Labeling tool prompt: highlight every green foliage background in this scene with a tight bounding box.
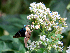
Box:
[0,0,70,53]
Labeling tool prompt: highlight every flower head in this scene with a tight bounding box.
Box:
[40,35,46,41]
[26,2,68,53]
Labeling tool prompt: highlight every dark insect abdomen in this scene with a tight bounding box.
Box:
[13,27,26,38]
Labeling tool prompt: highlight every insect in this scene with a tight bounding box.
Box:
[13,25,33,47]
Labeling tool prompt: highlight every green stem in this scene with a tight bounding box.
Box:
[39,28,45,35]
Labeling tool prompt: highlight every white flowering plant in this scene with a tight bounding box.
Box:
[25,2,68,53]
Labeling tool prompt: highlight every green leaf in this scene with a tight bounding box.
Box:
[13,23,23,28]
[0,14,31,34]
[20,14,30,25]
[0,35,26,53]
[0,41,11,52]
[37,48,44,53]
[0,35,13,41]
[51,48,59,53]
[0,25,18,34]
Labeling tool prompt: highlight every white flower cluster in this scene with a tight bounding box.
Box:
[27,40,42,51]
[27,2,68,33]
[52,41,63,52]
[40,35,49,46]
[26,2,68,53]
[66,46,70,53]
[27,35,64,52]
[27,35,49,51]
[39,35,63,52]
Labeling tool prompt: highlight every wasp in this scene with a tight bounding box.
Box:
[13,25,33,47]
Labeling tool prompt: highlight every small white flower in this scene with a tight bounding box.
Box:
[38,46,40,48]
[46,8,50,12]
[53,11,58,15]
[35,25,40,29]
[61,43,63,45]
[52,17,56,21]
[64,18,67,20]
[38,9,44,13]
[29,7,34,11]
[58,41,61,44]
[31,48,34,50]
[45,27,46,28]
[64,22,67,25]
[58,41,63,45]
[28,40,31,43]
[31,14,33,16]
[39,41,42,44]
[41,22,43,24]
[55,35,57,37]
[43,35,46,37]
[46,38,49,42]
[43,15,46,19]
[33,9,38,13]
[39,13,43,17]
[53,45,57,49]
[56,23,58,25]
[61,27,64,29]
[30,2,36,7]
[61,36,63,38]
[31,25,34,29]
[39,18,43,23]
[31,42,34,45]
[58,17,61,19]
[36,41,39,45]
[27,16,31,20]
[48,27,51,31]
[40,35,46,41]
[48,46,51,50]
[31,17,33,19]
[53,26,59,29]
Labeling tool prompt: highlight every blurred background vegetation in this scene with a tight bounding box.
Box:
[0,0,70,53]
